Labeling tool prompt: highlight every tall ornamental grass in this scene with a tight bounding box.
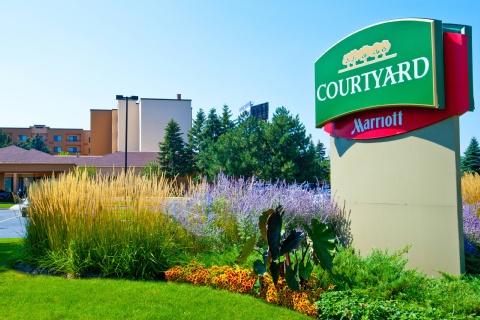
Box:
[24,169,197,279]
[462,172,480,206]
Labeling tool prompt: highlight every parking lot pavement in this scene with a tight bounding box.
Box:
[0,205,27,238]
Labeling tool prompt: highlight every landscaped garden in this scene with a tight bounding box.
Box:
[2,169,480,319]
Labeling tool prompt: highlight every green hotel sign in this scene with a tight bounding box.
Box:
[315,18,445,128]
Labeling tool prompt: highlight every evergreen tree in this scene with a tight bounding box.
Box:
[219,104,235,136]
[315,140,326,162]
[265,107,316,183]
[462,137,480,174]
[187,108,206,154]
[202,108,222,143]
[30,133,51,154]
[313,139,330,182]
[13,133,50,154]
[214,115,267,179]
[193,139,221,180]
[13,139,31,150]
[157,119,189,178]
[0,130,12,148]
[194,108,222,179]
[187,109,207,176]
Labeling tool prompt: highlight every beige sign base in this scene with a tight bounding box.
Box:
[330,116,465,276]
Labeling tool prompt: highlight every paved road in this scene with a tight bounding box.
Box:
[0,205,27,238]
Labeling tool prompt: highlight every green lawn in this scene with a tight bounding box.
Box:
[0,239,309,320]
[0,203,14,209]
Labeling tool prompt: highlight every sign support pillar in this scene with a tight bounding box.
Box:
[331,116,465,276]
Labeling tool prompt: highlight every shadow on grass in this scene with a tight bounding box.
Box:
[0,238,24,271]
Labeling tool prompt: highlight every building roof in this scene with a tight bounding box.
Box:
[72,152,157,167]
[0,145,71,164]
[0,145,157,167]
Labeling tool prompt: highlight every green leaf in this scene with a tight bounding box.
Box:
[285,264,301,292]
[303,218,335,272]
[299,260,314,281]
[253,277,261,293]
[267,206,283,261]
[235,234,256,264]
[279,230,303,256]
[254,259,266,276]
[259,209,273,242]
[270,260,280,286]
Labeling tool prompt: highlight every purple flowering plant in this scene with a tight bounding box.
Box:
[167,174,351,249]
[463,201,480,253]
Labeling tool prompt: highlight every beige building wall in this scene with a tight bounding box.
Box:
[117,99,140,152]
[330,116,464,276]
[138,97,192,151]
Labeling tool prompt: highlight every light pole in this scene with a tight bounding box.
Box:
[116,95,138,175]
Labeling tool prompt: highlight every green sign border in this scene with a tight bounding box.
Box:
[315,18,445,128]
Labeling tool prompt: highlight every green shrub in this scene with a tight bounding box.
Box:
[315,290,446,319]
[315,246,426,301]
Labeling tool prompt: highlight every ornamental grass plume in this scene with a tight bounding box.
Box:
[23,168,197,279]
[462,173,480,206]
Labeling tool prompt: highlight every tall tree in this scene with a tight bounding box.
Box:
[187,108,206,154]
[462,137,480,174]
[187,109,207,176]
[219,104,235,136]
[157,119,189,178]
[214,115,267,178]
[13,140,31,150]
[265,107,317,183]
[0,130,12,148]
[194,108,222,179]
[202,108,222,143]
[312,139,330,182]
[315,140,326,162]
[30,133,51,154]
[13,133,50,154]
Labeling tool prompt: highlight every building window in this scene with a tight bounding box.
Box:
[88,137,91,143]
[68,147,78,153]
[53,147,62,153]
[54,135,62,141]
[18,135,27,141]
[88,148,90,154]
[68,136,78,142]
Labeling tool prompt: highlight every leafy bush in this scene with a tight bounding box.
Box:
[316,246,426,301]
[236,206,335,292]
[316,290,446,320]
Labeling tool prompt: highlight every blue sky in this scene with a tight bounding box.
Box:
[1,1,478,153]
